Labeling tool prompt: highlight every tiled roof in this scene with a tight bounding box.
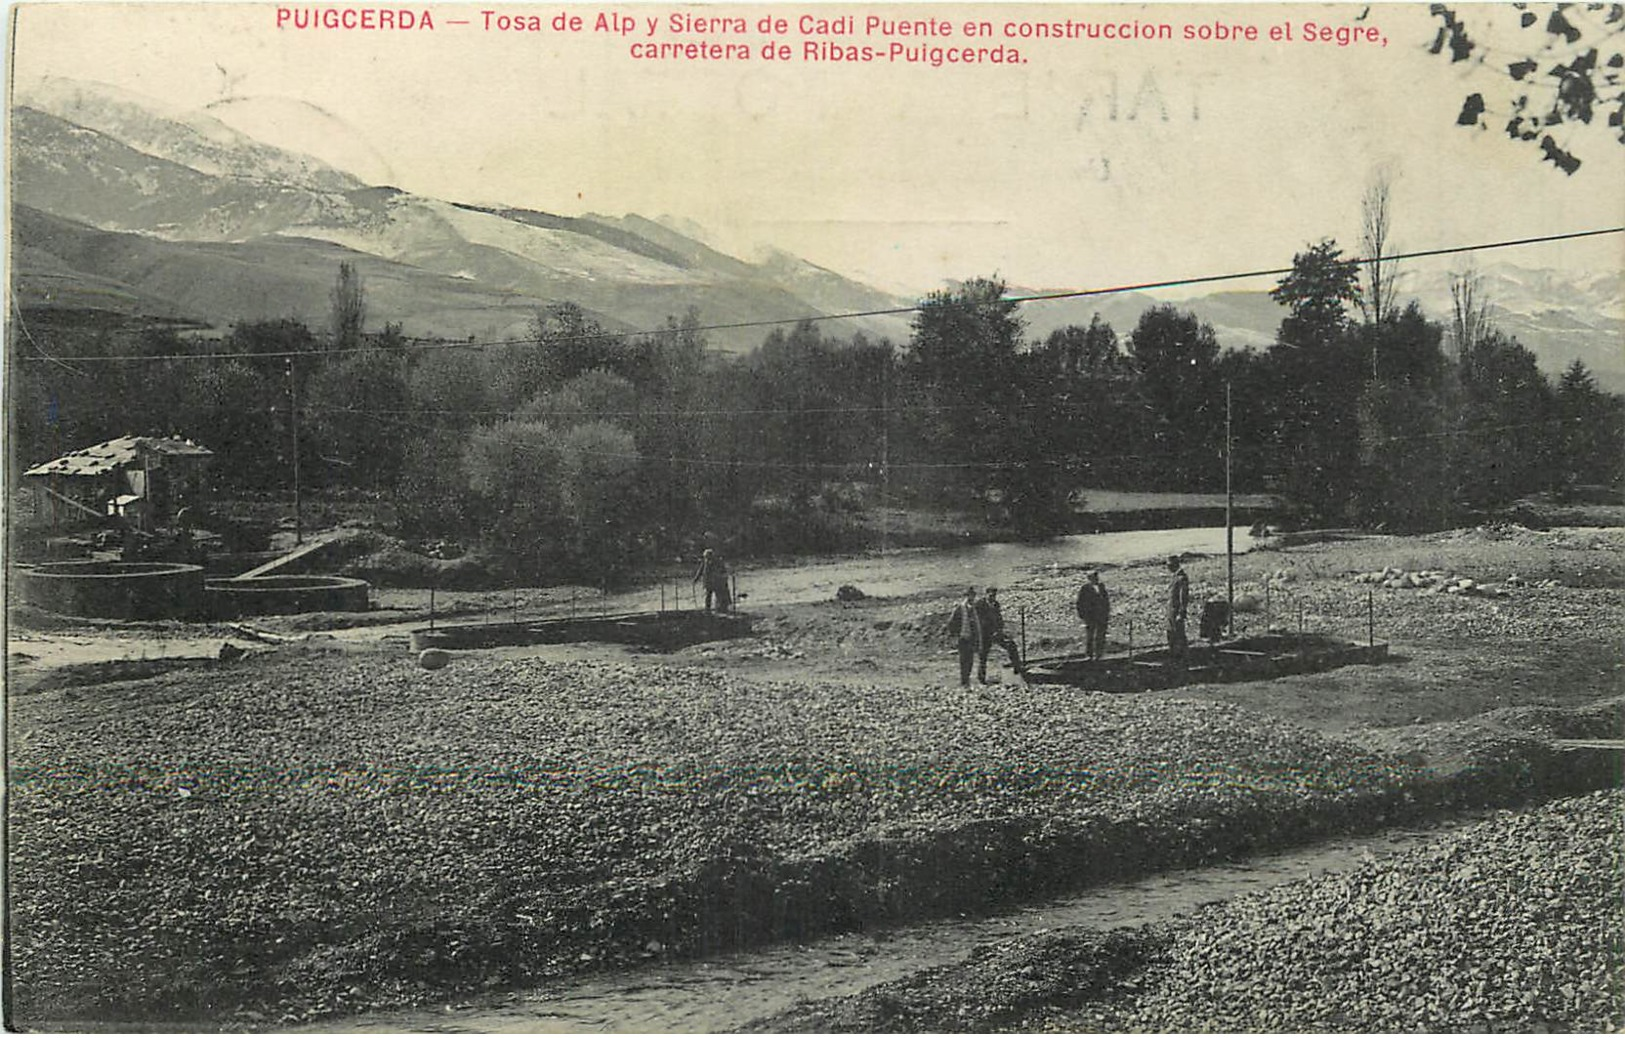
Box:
[23,436,213,478]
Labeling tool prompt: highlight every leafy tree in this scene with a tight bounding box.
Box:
[630,309,712,551]
[1040,314,1121,378]
[180,360,280,491]
[1456,331,1557,507]
[549,421,645,579]
[1126,305,1225,489]
[463,419,566,576]
[1554,360,1625,487]
[748,320,841,510]
[532,302,630,389]
[461,417,643,580]
[1264,240,1367,520]
[999,352,1079,535]
[225,319,320,383]
[487,303,622,411]
[907,277,1024,389]
[330,262,366,350]
[407,348,494,430]
[1269,239,1362,351]
[904,277,1025,505]
[394,430,474,537]
[1353,303,1449,389]
[519,369,640,429]
[303,349,411,488]
[1355,380,1455,530]
[1430,4,1625,174]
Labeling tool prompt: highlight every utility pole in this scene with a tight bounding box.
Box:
[880,353,890,555]
[1225,380,1234,636]
[287,357,303,546]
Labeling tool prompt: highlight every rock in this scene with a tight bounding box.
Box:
[417,648,452,670]
[836,584,868,602]
[219,642,246,662]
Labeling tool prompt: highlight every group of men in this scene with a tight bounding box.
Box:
[946,585,1025,686]
[946,555,1194,684]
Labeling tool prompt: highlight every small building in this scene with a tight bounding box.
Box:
[22,435,213,532]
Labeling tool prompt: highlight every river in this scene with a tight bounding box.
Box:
[661,526,1257,610]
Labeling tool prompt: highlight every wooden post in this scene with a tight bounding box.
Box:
[1225,381,1234,637]
[1019,606,1027,667]
[1367,589,1375,647]
[1127,618,1134,659]
[287,357,302,546]
[428,584,436,632]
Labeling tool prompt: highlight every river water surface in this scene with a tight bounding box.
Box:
[659,526,1258,610]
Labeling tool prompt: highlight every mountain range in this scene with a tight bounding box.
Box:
[9,76,1623,390]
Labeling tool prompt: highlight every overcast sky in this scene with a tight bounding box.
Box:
[10,2,1623,294]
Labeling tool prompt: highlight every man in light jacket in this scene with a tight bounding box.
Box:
[947,586,983,687]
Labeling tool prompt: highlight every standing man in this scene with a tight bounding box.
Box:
[1076,570,1110,660]
[693,548,731,612]
[947,586,983,687]
[1166,555,1190,660]
[974,586,1024,683]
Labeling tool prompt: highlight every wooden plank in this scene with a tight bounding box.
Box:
[40,485,107,521]
[236,533,343,579]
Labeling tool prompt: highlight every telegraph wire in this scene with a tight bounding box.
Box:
[9,298,90,377]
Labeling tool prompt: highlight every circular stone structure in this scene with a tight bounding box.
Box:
[17,561,207,620]
[205,575,371,618]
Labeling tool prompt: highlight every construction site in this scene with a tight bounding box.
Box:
[7,441,1622,1030]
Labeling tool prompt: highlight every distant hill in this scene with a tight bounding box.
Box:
[8,80,914,353]
[15,76,366,193]
[8,76,1619,387]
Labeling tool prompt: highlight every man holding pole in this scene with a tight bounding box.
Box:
[693,548,731,612]
[1166,555,1190,660]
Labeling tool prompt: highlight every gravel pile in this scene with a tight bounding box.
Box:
[756,792,1624,1033]
[1352,567,1519,597]
[1055,790,1624,1032]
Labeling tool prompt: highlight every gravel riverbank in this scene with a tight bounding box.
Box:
[754,790,1624,1033]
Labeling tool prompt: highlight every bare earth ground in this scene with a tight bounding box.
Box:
[5,525,1623,1029]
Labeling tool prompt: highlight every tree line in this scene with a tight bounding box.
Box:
[10,251,1621,579]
